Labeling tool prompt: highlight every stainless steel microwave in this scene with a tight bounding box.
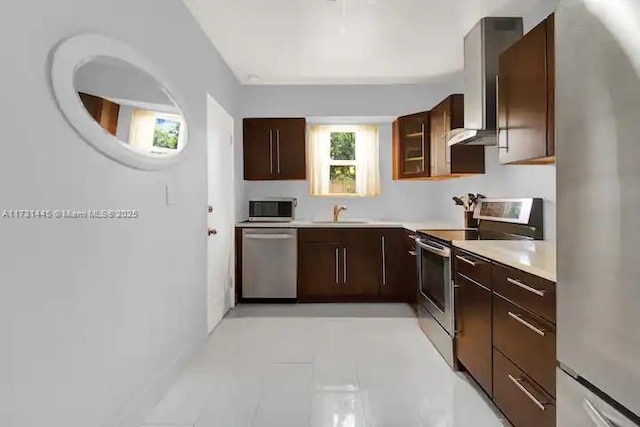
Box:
[249,198,297,222]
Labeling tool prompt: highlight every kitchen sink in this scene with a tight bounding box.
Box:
[310,220,370,224]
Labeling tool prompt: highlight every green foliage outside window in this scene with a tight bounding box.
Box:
[330,132,356,161]
[330,132,356,193]
[153,118,181,150]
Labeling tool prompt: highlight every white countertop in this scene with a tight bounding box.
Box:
[236,220,464,233]
[453,240,557,282]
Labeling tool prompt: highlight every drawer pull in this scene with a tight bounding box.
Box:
[508,311,546,336]
[507,277,546,297]
[508,374,548,411]
[456,255,478,267]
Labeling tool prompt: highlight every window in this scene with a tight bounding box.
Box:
[153,116,182,150]
[129,109,185,155]
[309,125,380,197]
[329,132,357,194]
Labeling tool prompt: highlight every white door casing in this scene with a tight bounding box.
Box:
[206,94,235,333]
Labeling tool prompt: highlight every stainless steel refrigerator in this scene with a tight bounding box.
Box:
[557,0,640,425]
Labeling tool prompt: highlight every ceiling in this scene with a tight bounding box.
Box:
[183,0,550,85]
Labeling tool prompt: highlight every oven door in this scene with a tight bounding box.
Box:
[416,238,453,334]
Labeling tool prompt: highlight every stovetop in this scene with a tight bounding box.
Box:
[416,229,531,244]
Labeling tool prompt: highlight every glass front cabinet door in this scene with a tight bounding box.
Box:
[393,111,430,179]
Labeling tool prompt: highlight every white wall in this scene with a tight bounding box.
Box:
[243,121,556,238]
[241,1,559,240]
[0,1,241,427]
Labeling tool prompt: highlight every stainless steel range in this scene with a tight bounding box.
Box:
[416,198,544,368]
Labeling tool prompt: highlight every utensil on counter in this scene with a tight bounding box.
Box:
[468,193,477,208]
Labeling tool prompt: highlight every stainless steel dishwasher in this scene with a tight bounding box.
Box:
[242,228,297,299]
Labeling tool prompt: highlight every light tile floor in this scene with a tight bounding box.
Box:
[142,304,507,427]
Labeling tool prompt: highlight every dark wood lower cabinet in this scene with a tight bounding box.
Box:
[298,240,344,299]
[455,273,493,396]
[297,228,415,302]
[493,294,556,395]
[454,250,557,427]
[379,229,415,301]
[493,349,556,427]
[404,231,418,304]
[342,229,380,297]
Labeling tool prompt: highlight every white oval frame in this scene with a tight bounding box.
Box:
[51,34,191,170]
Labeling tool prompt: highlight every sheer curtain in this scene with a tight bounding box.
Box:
[308,125,331,195]
[129,108,156,151]
[308,124,380,197]
[354,125,381,197]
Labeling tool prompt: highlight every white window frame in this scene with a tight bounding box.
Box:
[308,123,380,198]
[148,112,186,155]
[327,129,358,196]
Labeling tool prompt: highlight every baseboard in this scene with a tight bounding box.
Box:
[104,333,206,427]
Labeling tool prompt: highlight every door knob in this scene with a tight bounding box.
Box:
[208,228,218,236]
[208,205,213,213]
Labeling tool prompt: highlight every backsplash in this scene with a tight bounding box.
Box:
[243,123,556,240]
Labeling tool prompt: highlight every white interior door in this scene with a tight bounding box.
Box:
[206,94,235,333]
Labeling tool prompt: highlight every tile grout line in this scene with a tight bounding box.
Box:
[353,360,371,427]
[191,383,220,427]
[309,353,316,427]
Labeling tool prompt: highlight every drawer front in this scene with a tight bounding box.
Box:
[493,349,556,427]
[492,263,556,323]
[406,231,417,254]
[298,228,342,244]
[493,295,556,395]
[455,273,493,396]
[454,249,491,288]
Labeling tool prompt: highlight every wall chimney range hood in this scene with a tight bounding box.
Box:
[448,17,523,146]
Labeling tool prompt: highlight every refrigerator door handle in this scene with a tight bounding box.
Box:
[583,399,616,427]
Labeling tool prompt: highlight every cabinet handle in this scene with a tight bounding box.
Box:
[343,247,347,284]
[508,375,548,411]
[583,399,616,427]
[420,123,426,173]
[497,75,509,152]
[507,277,546,297]
[381,236,387,286]
[444,110,451,165]
[276,129,281,174]
[456,255,477,267]
[508,311,546,337]
[269,130,274,174]
[335,248,339,284]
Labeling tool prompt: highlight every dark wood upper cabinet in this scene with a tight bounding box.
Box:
[430,95,485,178]
[392,111,430,179]
[79,92,120,136]
[498,14,555,165]
[455,271,493,396]
[243,118,306,180]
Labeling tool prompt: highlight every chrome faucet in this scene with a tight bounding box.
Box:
[333,204,348,222]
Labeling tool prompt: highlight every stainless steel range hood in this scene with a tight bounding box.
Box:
[448,17,523,146]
